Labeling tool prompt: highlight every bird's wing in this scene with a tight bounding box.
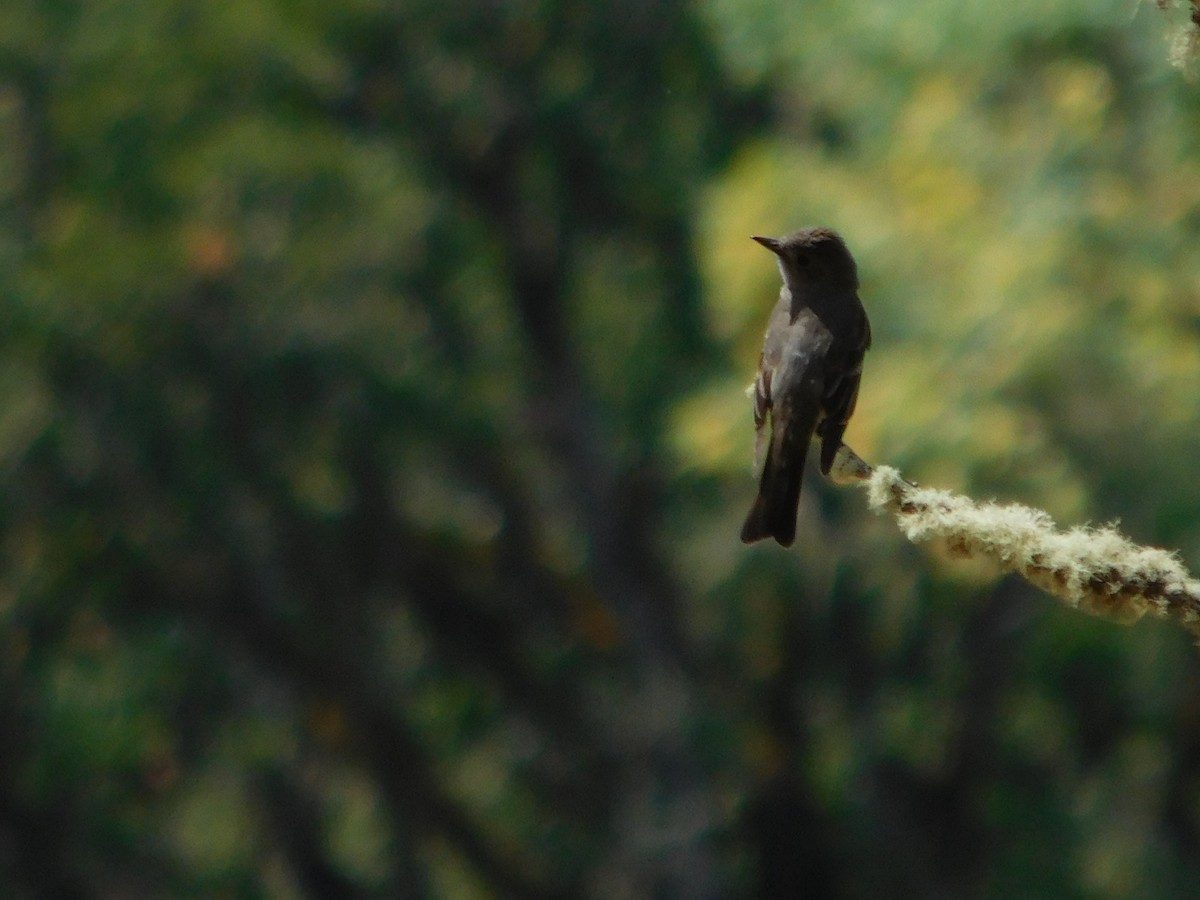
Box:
[752,363,772,432]
[817,310,870,473]
[750,362,772,472]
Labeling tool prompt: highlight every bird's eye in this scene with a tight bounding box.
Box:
[794,253,811,267]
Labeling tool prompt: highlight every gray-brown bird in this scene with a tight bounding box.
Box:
[740,227,871,547]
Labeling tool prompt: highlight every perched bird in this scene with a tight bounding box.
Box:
[740,227,871,547]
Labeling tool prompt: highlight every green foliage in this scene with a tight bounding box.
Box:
[0,0,1198,896]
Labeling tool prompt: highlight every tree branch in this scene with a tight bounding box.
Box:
[830,446,1200,641]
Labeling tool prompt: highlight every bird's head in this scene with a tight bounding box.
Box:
[752,227,859,292]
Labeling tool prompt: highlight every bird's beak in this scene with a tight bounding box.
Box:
[751,235,782,254]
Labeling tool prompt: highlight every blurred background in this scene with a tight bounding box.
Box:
[2,0,1199,896]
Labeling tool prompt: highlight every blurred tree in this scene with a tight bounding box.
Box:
[0,0,767,896]
[0,0,1199,898]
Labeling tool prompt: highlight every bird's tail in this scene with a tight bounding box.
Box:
[740,417,812,547]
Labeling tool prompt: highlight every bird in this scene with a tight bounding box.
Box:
[740,227,871,547]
